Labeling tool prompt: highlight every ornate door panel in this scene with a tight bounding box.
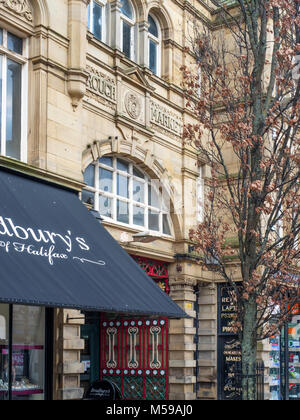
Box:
[100,256,170,400]
[100,316,169,399]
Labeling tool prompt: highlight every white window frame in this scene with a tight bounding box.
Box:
[120,0,135,61]
[82,156,173,237]
[148,14,161,77]
[197,165,204,223]
[88,0,107,43]
[0,28,28,163]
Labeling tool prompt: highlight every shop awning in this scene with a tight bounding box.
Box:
[0,168,187,318]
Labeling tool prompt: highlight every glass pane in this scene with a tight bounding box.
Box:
[117,158,129,173]
[12,306,45,400]
[82,190,95,207]
[133,167,144,179]
[7,33,23,55]
[117,200,129,224]
[133,179,144,203]
[163,214,171,235]
[117,173,129,198]
[133,205,144,227]
[122,21,132,59]
[99,195,112,218]
[84,164,95,187]
[148,15,158,37]
[148,209,159,231]
[92,1,102,41]
[99,168,113,193]
[99,156,113,167]
[0,304,9,400]
[0,29,3,46]
[149,39,157,75]
[120,0,133,19]
[6,59,22,160]
[148,183,160,208]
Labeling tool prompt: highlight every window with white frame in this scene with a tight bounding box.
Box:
[148,14,161,77]
[88,0,106,42]
[197,166,204,223]
[82,156,173,236]
[0,28,27,161]
[120,0,135,60]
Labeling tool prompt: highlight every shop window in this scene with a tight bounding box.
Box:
[0,305,52,400]
[120,0,135,60]
[88,0,107,42]
[148,14,161,77]
[82,156,173,236]
[0,28,27,161]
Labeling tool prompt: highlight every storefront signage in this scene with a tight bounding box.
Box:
[218,284,242,400]
[219,285,239,334]
[0,216,106,267]
[86,66,116,102]
[150,101,182,136]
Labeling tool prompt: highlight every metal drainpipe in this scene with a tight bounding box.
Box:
[194,285,200,398]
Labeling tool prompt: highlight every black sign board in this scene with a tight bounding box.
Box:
[83,380,122,400]
[218,284,242,400]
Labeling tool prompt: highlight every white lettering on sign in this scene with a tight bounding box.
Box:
[0,216,106,267]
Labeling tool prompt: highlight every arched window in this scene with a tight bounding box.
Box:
[82,156,173,236]
[120,0,135,60]
[148,14,161,76]
[88,0,107,42]
[0,27,28,161]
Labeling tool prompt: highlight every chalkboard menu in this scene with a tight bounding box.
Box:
[218,284,242,400]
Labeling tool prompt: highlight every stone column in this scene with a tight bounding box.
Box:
[168,263,197,400]
[110,0,122,51]
[196,283,218,400]
[54,309,85,400]
[67,0,89,108]
[138,21,149,67]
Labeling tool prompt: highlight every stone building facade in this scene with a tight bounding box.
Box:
[0,0,232,400]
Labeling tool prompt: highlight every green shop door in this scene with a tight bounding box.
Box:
[80,313,100,395]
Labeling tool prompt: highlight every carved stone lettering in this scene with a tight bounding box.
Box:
[150,100,183,136]
[86,65,116,102]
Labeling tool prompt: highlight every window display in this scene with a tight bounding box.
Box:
[287,317,300,400]
[0,305,45,400]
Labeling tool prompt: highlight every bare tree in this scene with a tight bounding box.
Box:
[182,0,300,399]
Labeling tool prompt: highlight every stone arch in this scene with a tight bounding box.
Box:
[82,137,183,240]
[146,1,174,40]
[31,0,50,27]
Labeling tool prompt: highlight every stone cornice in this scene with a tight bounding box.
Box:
[0,156,85,192]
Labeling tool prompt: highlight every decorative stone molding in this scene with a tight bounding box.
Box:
[0,0,33,21]
[124,91,142,120]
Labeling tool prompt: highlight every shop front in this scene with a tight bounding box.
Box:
[80,256,171,400]
[0,165,187,400]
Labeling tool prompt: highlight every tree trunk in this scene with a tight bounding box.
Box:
[241,297,257,400]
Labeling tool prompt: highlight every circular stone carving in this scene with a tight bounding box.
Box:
[125,91,142,120]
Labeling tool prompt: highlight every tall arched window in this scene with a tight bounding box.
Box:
[82,156,173,236]
[120,0,135,60]
[88,0,107,42]
[148,14,161,76]
[0,27,28,161]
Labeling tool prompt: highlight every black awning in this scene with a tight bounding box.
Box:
[0,168,187,318]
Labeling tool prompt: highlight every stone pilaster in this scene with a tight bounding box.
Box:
[168,264,197,400]
[196,283,217,400]
[54,309,85,400]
